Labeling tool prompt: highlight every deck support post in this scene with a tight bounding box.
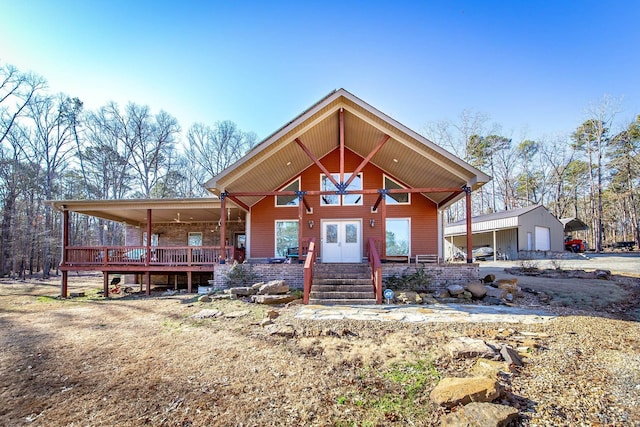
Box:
[103,273,109,297]
[464,186,473,263]
[61,208,69,298]
[220,192,227,263]
[145,271,151,296]
[187,271,192,293]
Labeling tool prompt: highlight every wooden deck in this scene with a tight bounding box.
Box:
[59,245,235,297]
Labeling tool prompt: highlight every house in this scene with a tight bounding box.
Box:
[444,205,564,261]
[53,89,490,303]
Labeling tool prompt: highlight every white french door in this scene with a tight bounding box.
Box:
[321,220,361,263]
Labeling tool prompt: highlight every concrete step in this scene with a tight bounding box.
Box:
[311,284,373,292]
[308,298,377,306]
[312,278,372,286]
[309,291,376,300]
[312,272,371,280]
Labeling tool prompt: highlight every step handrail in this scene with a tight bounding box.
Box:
[303,238,316,304]
[368,237,383,304]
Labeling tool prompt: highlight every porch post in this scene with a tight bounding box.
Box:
[464,186,473,263]
[220,192,227,263]
[339,107,345,184]
[493,229,497,262]
[145,271,151,296]
[298,193,304,261]
[103,273,109,298]
[146,209,152,267]
[61,208,69,298]
[380,190,387,259]
[187,271,192,293]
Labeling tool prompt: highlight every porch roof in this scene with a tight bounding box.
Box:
[48,198,239,226]
[204,89,490,208]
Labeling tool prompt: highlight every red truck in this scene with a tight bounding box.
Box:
[564,236,587,252]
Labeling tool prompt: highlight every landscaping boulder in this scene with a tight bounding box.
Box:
[484,286,504,299]
[397,291,422,304]
[500,345,524,367]
[198,295,211,303]
[251,294,297,305]
[257,280,289,295]
[430,377,501,407]
[447,337,496,359]
[434,289,450,298]
[440,402,518,426]
[482,274,496,284]
[229,287,257,296]
[466,282,488,299]
[470,358,511,378]
[447,284,465,296]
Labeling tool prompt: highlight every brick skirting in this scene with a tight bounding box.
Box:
[212,262,479,291]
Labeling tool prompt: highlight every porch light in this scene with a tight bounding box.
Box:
[370,219,375,228]
[308,220,314,229]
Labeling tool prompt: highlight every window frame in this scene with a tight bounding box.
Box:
[383,174,410,205]
[385,217,411,257]
[188,232,203,247]
[274,219,299,257]
[275,177,301,207]
[320,172,363,206]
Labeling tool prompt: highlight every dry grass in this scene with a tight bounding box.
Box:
[1,272,639,426]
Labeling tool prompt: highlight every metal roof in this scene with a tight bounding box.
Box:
[444,205,547,236]
[204,88,491,208]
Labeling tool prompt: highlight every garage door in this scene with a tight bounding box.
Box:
[534,226,550,251]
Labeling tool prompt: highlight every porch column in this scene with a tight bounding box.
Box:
[145,271,151,296]
[103,273,109,298]
[187,271,192,293]
[380,190,387,259]
[464,186,473,263]
[493,229,497,262]
[220,192,227,263]
[296,191,306,260]
[61,208,69,298]
[145,209,152,266]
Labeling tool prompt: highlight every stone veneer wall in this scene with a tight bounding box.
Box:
[211,263,479,291]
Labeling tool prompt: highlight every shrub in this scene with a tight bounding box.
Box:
[225,261,258,287]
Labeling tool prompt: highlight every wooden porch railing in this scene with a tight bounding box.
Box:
[64,246,234,267]
[303,238,316,304]
[368,237,383,304]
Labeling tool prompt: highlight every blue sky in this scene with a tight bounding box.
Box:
[1,1,639,142]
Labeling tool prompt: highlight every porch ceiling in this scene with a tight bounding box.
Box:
[205,89,490,208]
[49,198,244,226]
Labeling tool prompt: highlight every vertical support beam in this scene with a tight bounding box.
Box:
[146,209,152,267]
[145,271,151,296]
[464,186,473,263]
[103,273,109,298]
[220,192,227,263]
[61,209,69,298]
[339,108,345,184]
[493,229,497,262]
[298,197,304,262]
[187,271,192,293]
[380,192,387,260]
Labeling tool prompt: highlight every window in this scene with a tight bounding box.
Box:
[384,175,410,204]
[386,218,410,256]
[275,220,298,257]
[188,232,203,246]
[320,173,362,206]
[276,177,300,206]
[143,232,159,246]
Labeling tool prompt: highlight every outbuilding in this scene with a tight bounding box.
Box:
[444,205,564,261]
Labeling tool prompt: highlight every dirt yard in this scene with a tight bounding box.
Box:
[1,271,639,426]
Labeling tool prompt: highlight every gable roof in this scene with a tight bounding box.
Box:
[204,89,490,208]
[444,205,559,235]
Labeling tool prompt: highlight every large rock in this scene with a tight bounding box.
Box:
[229,287,257,296]
[251,294,297,305]
[482,274,496,284]
[397,291,423,304]
[447,337,496,359]
[447,284,465,296]
[264,323,296,338]
[430,377,501,408]
[190,309,222,319]
[500,345,524,366]
[466,282,488,299]
[484,285,504,299]
[257,280,289,295]
[440,402,519,426]
[470,358,511,378]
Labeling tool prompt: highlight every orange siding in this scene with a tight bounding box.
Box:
[250,148,438,258]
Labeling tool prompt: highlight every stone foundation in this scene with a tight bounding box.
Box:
[212,262,479,292]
